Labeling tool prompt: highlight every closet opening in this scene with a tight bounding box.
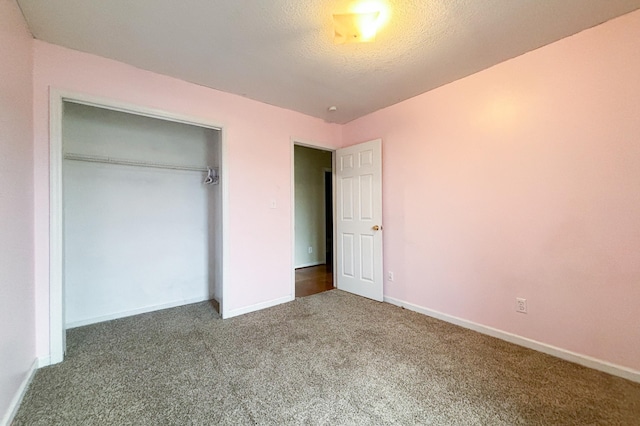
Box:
[60,100,223,346]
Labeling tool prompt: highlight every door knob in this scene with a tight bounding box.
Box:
[372,225,382,231]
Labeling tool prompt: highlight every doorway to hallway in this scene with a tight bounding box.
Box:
[293,144,334,297]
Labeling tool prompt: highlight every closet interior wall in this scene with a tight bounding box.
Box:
[62,102,221,328]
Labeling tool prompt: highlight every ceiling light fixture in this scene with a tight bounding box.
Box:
[333,11,380,44]
[333,1,390,44]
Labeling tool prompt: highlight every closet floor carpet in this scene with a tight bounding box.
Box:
[13,290,640,425]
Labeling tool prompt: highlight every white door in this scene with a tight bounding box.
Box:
[336,139,383,301]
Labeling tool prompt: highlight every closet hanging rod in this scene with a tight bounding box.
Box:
[64,153,209,173]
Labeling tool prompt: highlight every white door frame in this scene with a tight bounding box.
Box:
[290,139,336,298]
[48,89,229,364]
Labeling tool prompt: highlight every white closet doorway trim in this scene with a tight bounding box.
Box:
[49,89,229,365]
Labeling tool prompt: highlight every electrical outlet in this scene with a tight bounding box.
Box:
[516,297,527,314]
[387,271,394,281]
[308,246,313,254]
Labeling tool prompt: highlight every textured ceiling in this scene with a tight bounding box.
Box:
[17,0,640,124]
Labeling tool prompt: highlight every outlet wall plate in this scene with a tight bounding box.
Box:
[516,297,527,314]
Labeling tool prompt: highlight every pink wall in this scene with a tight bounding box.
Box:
[0,0,35,420]
[343,10,640,371]
[32,41,341,359]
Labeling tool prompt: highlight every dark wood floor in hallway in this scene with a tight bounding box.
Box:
[295,264,333,297]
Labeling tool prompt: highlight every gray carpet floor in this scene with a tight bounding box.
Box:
[13,290,640,425]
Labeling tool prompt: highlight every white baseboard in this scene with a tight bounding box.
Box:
[66,296,211,329]
[294,261,325,269]
[223,295,294,319]
[36,356,51,368]
[1,359,38,426]
[384,296,640,384]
